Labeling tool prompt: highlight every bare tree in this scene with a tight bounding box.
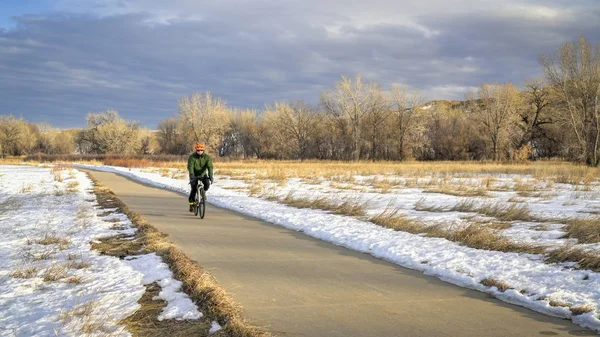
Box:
[321,74,381,161]
[389,84,425,160]
[222,109,262,158]
[471,83,522,161]
[0,115,34,157]
[516,78,555,155]
[178,92,230,152]
[77,110,141,155]
[362,87,389,161]
[157,117,187,154]
[53,131,75,154]
[541,37,600,166]
[267,101,318,161]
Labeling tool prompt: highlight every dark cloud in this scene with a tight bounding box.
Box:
[0,1,599,128]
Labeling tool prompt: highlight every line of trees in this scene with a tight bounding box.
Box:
[1,37,599,165]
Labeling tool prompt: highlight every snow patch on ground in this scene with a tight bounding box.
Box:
[0,165,201,336]
[73,164,600,332]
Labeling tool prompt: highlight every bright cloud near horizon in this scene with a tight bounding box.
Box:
[0,0,599,128]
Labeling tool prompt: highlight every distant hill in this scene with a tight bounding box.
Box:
[418,100,466,111]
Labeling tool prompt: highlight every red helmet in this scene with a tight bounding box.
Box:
[194,142,206,151]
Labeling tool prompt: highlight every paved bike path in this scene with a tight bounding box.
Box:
[88,170,594,337]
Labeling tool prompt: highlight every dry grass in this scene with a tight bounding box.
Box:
[10,266,39,279]
[20,183,33,193]
[87,172,270,337]
[281,192,368,217]
[36,233,71,246]
[449,199,477,213]
[68,260,91,270]
[66,181,80,192]
[66,158,599,186]
[414,198,446,212]
[563,218,600,244]
[570,304,595,316]
[90,234,145,258]
[548,299,570,308]
[334,199,367,217]
[369,208,427,234]
[59,296,112,335]
[480,277,511,292]
[31,250,55,261]
[43,263,70,282]
[424,187,488,197]
[370,207,543,254]
[546,246,600,272]
[449,200,537,222]
[66,276,83,284]
[0,157,25,165]
[121,283,212,337]
[484,222,513,230]
[507,195,526,203]
[445,224,543,254]
[479,203,535,222]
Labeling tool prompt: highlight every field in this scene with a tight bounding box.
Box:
[4,158,600,332]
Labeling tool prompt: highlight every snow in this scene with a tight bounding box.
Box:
[73,163,600,333]
[0,165,201,336]
[209,321,222,334]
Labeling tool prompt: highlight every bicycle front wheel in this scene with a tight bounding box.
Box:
[194,189,199,216]
[199,188,206,219]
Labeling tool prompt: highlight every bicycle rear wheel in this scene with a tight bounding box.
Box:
[199,188,206,219]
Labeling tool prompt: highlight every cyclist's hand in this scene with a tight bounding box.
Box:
[209,176,214,183]
[189,173,196,180]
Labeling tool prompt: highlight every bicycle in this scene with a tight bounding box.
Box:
[193,180,206,219]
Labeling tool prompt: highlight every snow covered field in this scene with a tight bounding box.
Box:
[0,165,202,336]
[74,163,600,333]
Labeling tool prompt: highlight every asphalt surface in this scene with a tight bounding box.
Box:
[88,169,595,337]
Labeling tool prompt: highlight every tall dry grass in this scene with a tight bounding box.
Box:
[563,218,600,244]
[370,207,543,254]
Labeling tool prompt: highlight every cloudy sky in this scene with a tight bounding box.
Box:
[1,0,599,128]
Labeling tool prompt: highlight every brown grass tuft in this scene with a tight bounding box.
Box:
[43,264,70,282]
[36,233,71,246]
[121,283,211,336]
[414,198,447,212]
[546,246,600,272]
[570,304,595,316]
[548,299,570,308]
[563,218,600,244]
[480,277,511,292]
[10,266,39,279]
[449,199,477,213]
[66,181,80,192]
[450,200,537,222]
[68,260,91,270]
[445,224,543,254]
[65,276,83,284]
[370,208,424,234]
[424,188,488,197]
[20,184,33,193]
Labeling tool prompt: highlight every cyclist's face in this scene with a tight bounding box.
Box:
[197,150,204,154]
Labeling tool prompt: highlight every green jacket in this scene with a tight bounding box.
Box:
[187,152,213,178]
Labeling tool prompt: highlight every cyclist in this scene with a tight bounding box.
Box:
[188,142,214,212]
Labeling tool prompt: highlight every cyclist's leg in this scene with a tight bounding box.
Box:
[189,177,199,210]
[202,175,211,191]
